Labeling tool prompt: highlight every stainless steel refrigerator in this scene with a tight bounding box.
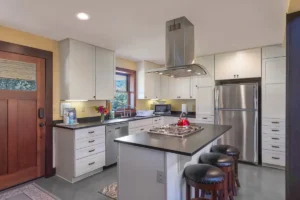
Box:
[215,83,258,164]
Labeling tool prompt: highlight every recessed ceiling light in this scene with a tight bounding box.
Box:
[77,12,90,20]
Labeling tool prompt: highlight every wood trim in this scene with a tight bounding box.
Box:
[286,12,300,200]
[0,40,54,177]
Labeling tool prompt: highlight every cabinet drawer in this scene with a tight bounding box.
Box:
[75,126,105,140]
[75,143,105,160]
[75,152,105,177]
[262,126,285,136]
[75,136,105,150]
[129,119,153,129]
[262,118,285,127]
[262,150,285,166]
[262,142,285,152]
[262,134,285,144]
[196,115,214,122]
[129,126,148,135]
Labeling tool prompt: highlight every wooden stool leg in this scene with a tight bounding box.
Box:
[186,183,191,200]
[200,190,205,198]
[228,170,234,200]
[212,190,217,200]
[223,172,228,200]
[195,188,199,198]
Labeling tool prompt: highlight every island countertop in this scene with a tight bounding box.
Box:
[114,123,231,156]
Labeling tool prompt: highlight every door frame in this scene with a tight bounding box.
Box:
[0,40,54,177]
[286,11,300,200]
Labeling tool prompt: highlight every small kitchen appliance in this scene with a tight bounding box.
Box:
[177,112,190,127]
[154,104,171,114]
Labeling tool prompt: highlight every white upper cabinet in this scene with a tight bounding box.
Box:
[262,45,286,59]
[196,87,214,115]
[168,77,191,99]
[59,39,96,100]
[59,39,116,101]
[137,61,161,99]
[263,57,286,84]
[190,76,198,99]
[215,48,262,80]
[95,47,115,100]
[160,76,169,99]
[194,55,215,87]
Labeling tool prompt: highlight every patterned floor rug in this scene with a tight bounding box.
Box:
[0,183,59,200]
[100,182,117,199]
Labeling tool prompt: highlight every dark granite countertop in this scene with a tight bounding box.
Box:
[53,113,195,130]
[114,124,231,156]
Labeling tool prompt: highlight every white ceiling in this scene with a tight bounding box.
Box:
[0,0,287,64]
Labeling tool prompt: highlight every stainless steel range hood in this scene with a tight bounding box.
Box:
[147,16,207,78]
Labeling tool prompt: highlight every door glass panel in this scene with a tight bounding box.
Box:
[0,58,36,91]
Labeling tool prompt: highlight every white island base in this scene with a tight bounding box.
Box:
[118,140,217,200]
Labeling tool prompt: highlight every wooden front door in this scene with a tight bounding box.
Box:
[0,51,46,190]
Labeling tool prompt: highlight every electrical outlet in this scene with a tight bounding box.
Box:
[157,170,165,184]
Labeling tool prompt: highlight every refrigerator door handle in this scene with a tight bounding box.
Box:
[253,85,258,110]
[215,88,220,110]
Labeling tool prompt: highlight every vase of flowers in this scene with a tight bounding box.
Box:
[94,106,109,122]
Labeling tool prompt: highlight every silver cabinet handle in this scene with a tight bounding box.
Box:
[202,117,208,119]
[89,140,95,143]
[272,122,279,124]
[271,129,279,132]
[234,75,236,78]
[272,157,280,160]
[271,137,279,140]
[141,129,144,131]
[271,146,280,149]
[88,162,95,165]
[89,149,95,152]
[88,131,95,134]
[237,74,239,78]
[115,127,121,130]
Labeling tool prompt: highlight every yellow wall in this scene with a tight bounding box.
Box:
[136,99,196,112]
[288,0,300,13]
[116,57,136,71]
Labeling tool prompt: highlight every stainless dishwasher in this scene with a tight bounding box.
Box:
[105,122,128,166]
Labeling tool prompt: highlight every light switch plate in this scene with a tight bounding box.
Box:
[60,102,72,116]
[157,170,165,184]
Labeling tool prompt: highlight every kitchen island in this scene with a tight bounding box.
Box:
[114,123,231,200]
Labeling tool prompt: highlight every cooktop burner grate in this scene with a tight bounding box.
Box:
[148,124,204,138]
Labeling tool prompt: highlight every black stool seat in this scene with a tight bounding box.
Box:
[211,145,240,156]
[184,164,225,184]
[199,152,233,167]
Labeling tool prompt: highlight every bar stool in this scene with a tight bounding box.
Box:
[184,164,225,200]
[199,153,234,200]
[211,145,241,191]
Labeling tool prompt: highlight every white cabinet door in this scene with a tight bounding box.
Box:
[95,47,115,100]
[195,55,215,87]
[262,45,286,59]
[160,76,169,99]
[176,77,191,99]
[197,87,214,115]
[168,77,179,99]
[190,76,198,99]
[263,84,286,118]
[68,39,96,100]
[154,74,161,99]
[215,48,261,80]
[215,52,236,80]
[263,57,286,84]
[144,73,156,99]
[242,48,262,78]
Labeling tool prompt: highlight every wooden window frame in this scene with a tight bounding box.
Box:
[108,67,136,113]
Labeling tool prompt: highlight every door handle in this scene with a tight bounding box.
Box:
[38,108,44,119]
[39,123,45,127]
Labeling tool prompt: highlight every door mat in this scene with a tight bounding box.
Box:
[0,183,59,200]
[100,182,117,199]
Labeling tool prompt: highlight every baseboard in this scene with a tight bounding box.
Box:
[262,163,285,170]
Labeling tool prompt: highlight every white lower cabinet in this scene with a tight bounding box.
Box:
[261,118,286,168]
[55,126,106,183]
[128,118,162,135]
[195,115,214,124]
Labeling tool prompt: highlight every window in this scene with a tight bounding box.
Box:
[111,67,136,111]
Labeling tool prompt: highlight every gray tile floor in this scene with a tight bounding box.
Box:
[34,164,285,200]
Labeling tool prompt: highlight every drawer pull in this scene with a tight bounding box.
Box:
[271,146,280,149]
[271,130,279,132]
[89,149,95,152]
[115,127,121,130]
[88,131,95,134]
[202,118,208,119]
[89,140,95,143]
[271,137,279,140]
[271,122,279,124]
[272,157,280,160]
[88,162,95,165]
[141,129,144,131]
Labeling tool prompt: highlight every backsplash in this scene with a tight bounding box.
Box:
[136,99,196,112]
[60,100,106,119]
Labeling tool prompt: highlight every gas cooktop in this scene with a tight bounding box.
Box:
[148,124,204,138]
